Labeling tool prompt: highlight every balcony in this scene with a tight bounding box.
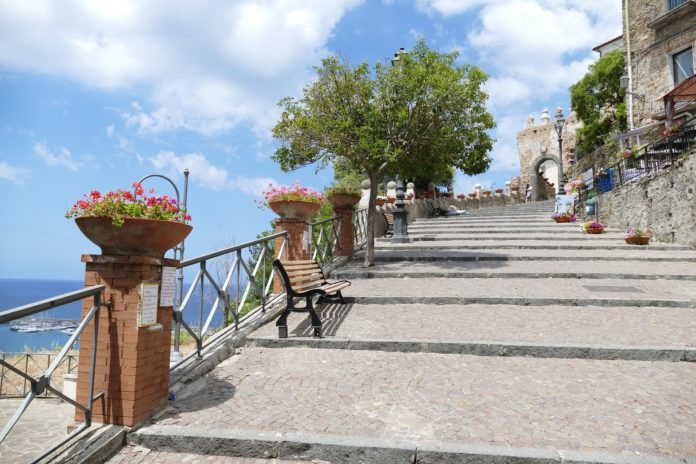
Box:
[648,0,696,30]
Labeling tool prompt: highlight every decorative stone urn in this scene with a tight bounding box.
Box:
[75,217,192,257]
[269,200,321,221]
[327,194,360,209]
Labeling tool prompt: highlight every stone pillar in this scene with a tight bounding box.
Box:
[333,207,355,257]
[406,182,415,201]
[358,179,371,209]
[274,219,309,293]
[474,183,482,199]
[75,254,178,427]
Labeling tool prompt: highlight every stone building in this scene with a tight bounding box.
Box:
[516,108,581,201]
[623,0,696,131]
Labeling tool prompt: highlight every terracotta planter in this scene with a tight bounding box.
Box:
[511,187,520,192]
[586,228,604,234]
[482,191,491,197]
[327,194,360,209]
[625,236,650,245]
[456,195,466,200]
[375,198,387,207]
[553,217,570,223]
[387,197,396,204]
[75,216,192,257]
[495,189,503,194]
[468,193,477,199]
[269,200,320,221]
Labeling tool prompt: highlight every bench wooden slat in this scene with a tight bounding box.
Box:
[286,268,323,278]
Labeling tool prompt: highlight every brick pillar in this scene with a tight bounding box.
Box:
[274,219,309,293]
[333,207,355,257]
[75,254,178,427]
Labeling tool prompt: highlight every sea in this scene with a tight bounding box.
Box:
[0,278,226,353]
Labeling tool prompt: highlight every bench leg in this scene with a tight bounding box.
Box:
[276,295,293,338]
[306,296,322,338]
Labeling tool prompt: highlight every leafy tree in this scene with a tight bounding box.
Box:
[570,49,627,154]
[272,39,495,266]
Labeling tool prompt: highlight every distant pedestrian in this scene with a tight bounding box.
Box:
[525,184,532,203]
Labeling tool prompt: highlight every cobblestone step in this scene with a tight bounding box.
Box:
[332,259,696,280]
[358,249,696,262]
[345,277,696,308]
[128,347,696,464]
[248,303,696,361]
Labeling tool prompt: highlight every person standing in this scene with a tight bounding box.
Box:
[526,183,532,203]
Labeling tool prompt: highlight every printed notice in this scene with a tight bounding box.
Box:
[138,283,159,327]
[160,267,177,306]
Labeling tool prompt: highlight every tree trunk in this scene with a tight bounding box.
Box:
[363,172,378,267]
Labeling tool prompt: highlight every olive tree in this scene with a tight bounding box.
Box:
[272,39,495,266]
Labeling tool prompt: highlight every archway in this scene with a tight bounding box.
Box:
[529,154,560,201]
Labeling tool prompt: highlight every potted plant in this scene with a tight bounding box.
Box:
[261,181,323,220]
[663,119,685,138]
[326,184,361,209]
[581,220,604,234]
[456,194,466,200]
[625,227,651,245]
[66,183,192,257]
[552,212,576,223]
[375,195,388,207]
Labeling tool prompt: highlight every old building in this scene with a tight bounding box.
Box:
[623,0,696,130]
[516,108,581,200]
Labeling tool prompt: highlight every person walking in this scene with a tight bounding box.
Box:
[525,183,532,203]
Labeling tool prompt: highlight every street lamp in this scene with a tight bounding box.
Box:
[554,107,566,196]
[391,47,410,243]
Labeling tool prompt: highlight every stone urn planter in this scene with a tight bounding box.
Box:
[468,193,477,199]
[387,197,396,204]
[625,236,650,245]
[482,191,492,197]
[269,200,321,221]
[495,189,504,194]
[75,217,192,257]
[327,194,360,209]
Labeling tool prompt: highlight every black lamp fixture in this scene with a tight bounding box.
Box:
[554,107,566,196]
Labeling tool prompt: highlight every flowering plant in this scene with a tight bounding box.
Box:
[552,212,576,222]
[594,168,607,179]
[456,194,466,199]
[65,182,191,227]
[626,227,652,238]
[258,181,323,209]
[663,119,685,138]
[325,183,360,197]
[581,220,604,233]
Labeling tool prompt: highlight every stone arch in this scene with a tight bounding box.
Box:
[529,154,560,201]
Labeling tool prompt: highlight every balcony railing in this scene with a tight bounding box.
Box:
[669,0,686,10]
[0,286,106,464]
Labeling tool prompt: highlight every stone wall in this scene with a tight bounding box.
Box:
[625,0,696,126]
[594,152,696,248]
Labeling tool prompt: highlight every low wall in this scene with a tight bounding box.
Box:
[372,191,525,236]
[594,153,696,248]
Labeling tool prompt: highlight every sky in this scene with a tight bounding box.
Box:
[0,0,622,280]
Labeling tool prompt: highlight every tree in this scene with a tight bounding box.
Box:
[272,39,495,266]
[570,49,627,154]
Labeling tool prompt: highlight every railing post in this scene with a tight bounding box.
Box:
[274,217,311,293]
[332,206,357,257]
[76,253,179,427]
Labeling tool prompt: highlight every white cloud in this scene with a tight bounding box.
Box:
[0,0,364,136]
[416,0,487,16]
[151,151,230,191]
[0,161,29,184]
[231,176,278,196]
[105,124,115,138]
[34,142,84,170]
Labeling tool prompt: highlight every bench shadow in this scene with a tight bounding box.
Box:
[290,301,354,337]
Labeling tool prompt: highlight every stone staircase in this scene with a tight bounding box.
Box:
[112,200,696,464]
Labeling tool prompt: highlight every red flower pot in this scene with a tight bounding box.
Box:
[75,217,192,257]
[269,200,321,221]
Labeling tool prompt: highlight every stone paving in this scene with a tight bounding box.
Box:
[108,445,321,463]
[0,398,74,464]
[111,200,696,463]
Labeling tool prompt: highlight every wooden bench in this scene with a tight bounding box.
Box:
[384,212,394,237]
[273,259,351,338]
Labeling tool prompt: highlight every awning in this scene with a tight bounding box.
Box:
[664,74,696,122]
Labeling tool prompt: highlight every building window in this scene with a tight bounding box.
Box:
[673,47,694,85]
[669,0,686,10]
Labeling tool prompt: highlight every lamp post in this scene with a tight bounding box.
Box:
[390,47,410,243]
[554,107,566,195]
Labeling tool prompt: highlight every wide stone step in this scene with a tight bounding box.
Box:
[128,346,696,464]
[384,234,633,242]
[345,277,696,307]
[374,240,692,251]
[357,248,696,262]
[332,259,696,280]
[408,222,580,229]
[249,303,696,361]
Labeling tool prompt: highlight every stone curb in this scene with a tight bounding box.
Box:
[247,336,696,362]
[128,425,692,464]
[332,271,696,281]
[351,296,695,308]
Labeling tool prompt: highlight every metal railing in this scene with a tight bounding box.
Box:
[170,231,288,366]
[309,215,341,267]
[669,0,686,10]
[1,353,78,398]
[0,286,105,464]
[353,208,368,250]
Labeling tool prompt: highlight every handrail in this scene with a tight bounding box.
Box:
[171,231,289,364]
[353,208,368,250]
[309,215,341,267]
[0,285,105,464]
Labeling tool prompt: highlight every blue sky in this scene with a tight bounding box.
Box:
[0,0,621,280]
